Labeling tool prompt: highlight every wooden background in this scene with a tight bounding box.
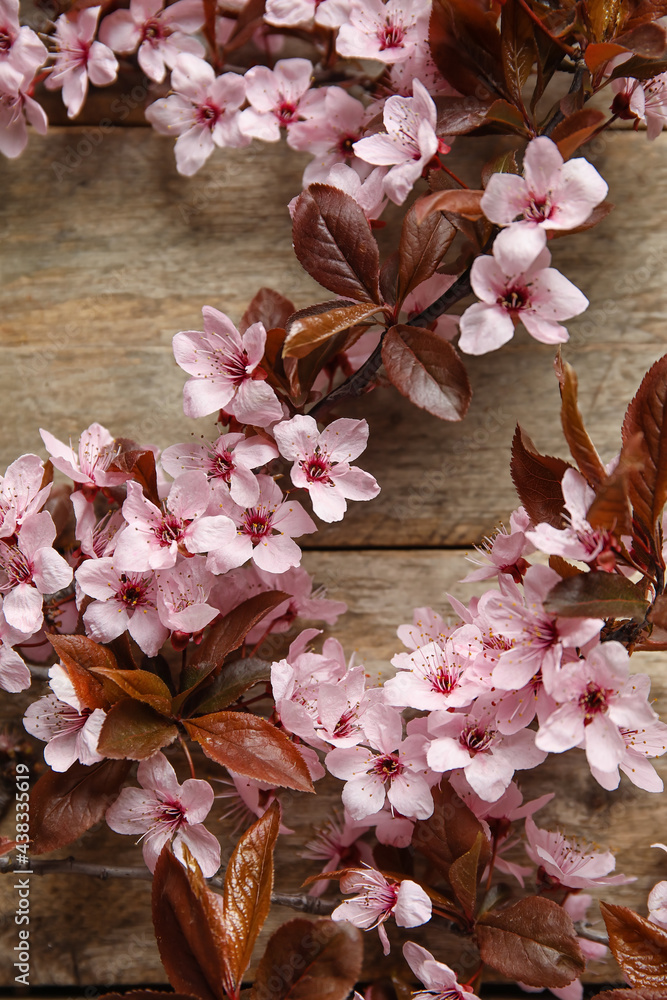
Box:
[1,118,667,996]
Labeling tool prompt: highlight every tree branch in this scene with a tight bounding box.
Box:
[0,856,337,914]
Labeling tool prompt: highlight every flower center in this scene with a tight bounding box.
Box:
[300,450,332,484]
[525,194,552,222]
[0,544,33,586]
[337,133,359,157]
[460,724,494,754]
[276,101,299,125]
[579,682,609,723]
[499,285,529,312]
[197,102,220,128]
[156,514,185,546]
[0,31,11,52]
[209,449,234,482]
[242,508,273,542]
[117,575,150,608]
[142,18,169,43]
[377,18,405,50]
[369,753,403,782]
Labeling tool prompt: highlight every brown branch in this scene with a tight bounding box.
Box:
[0,856,337,914]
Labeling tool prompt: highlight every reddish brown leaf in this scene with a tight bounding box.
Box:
[433,95,495,134]
[152,846,228,1000]
[222,801,280,996]
[250,918,363,1000]
[240,287,295,334]
[483,99,530,134]
[623,1,667,34]
[608,53,667,80]
[476,896,585,987]
[593,991,667,1000]
[89,667,173,714]
[184,712,314,792]
[510,425,573,528]
[110,445,160,507]
[412,781,491,879]
[500,0,536,108]
[221,0,265,53]
[543,571,649,620]
[283,301,380,359]
[0,836,17,856]
[176,591,290,708]
[481,148,519,188]
[291,185,381,304]
[397,203,455,304]
[585,41,628,72]
[600,901,667,988]
[429,0,505,98]
[97,700,178,759]
[548,201,614,239]
[30,759,131,854]
[549,554,584,579]
[622,353,667,534]
[48,633,115,709]
[554,352,607,488]
[552,109,606,159]
[414,188,485,224]
[587,0,625,41]
[448,831,485,918]
[193,657,271,715]
[382,324,471,422]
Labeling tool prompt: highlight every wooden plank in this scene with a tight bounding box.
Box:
[2,130,667,547]
[0,550,665,986]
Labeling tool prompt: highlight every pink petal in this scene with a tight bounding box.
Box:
[458,302,515,355]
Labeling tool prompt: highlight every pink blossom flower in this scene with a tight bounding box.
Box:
[403,942,480,1000]
[40,422,129,493]
[113,474,234,572]
[0,69,48,158]
[0,0,47,92]
[611,69,667,140]
[155,555,218,634]
[145,55,249,175]
[210,564,346,644]
[239,58,323,144]
[481,136,608,233]
[325,704,433,821]
[206,474,316,575]
[70,493,124,560]
[479,564,602,694]
[264,0,349,28]
[0,454,51,538]
[270,630,350,744]
[527,469,620,569]
[99,0,204,83]
[336,0,431,65]
[331,866,431,955]
[0,598,30,692]
[75,557,168,656]
[458,225,588,355]
[649,874,667,930]
[301,809,373,896]
[536,641,659,777]
[106,751,220,875]
[0,511,73,634]
[353,78,446,205]
[172,306,283,424]
[23,664,106,771]
[161,432,278,508]
[396,605,451,652]
[585,716,667,793]
[385,626,488,711]
[287,86,369,184]
[44,7,118,119]
[273,415,379,522]
[427,695,547,802]
[462,507,533,583]
[525,817,633,889]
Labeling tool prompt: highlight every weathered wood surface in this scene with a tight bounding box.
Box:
[2,128,667,547]
[0,552,665,987]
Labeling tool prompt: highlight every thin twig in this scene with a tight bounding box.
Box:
[573,921,609,945]
[0,856,337,914]
[543,60,587,137]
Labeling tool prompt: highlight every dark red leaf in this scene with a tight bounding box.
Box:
[600,901,667,988]
[193,657,271,714]
[414,189,485,224]
[240,287,295,334]
[30,759,131,854]
[222,801,280,996]
[510,425,573,527]
[587,0,625,41]
[585,41,629,73]
[448,831,486,919]
[48,633,112,710]
[481,147,519,188]
[592,991,667,1000]
[152,846,228,1000]
[434,95,496,134]
[397,203,455,304]
[554,351,607,488]
[110,446,160,507]
[476,896,585,987]
[484,99,530,134]
[412,781,491,879]
[382,324,471,422]
[250,918,363,1000]
[283,301,380,359]
[89,667,173,714]
[622,353,667,535]
[97,700,178,759]
[291,185,381,303]
[552,109,606,159]
[500,0,536,108]
[184,712,314,792]
[623,1,667,34]
[608,53,667,80]
[429,0,505,98]
[543,571,649,620]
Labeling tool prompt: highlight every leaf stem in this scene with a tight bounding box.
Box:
[180,736,197,780]
[516,0,577,56]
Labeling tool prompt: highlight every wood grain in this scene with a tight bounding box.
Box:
[2,129,667,547]
[0,551,665,987]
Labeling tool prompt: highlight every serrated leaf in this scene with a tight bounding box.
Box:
[193,657,271,714]
[622,353,667,535]
[414,189,485,225]
[89,667,173,714]
[30,759,131,854]
[592,991,667,1000]
[382,324,471,422]
[291,185,381,303]
[481,148,519,188]
[623,2,667,35]
[175,591,290,710]
[222,802,280,996]
[608,53,667,80]
[412,781,490,879]
[240,287,295,335]
[250,918,363,1000]
[510,425,573,527]
[152,847,228,1000]
[283,301,380,359]
[543,571,649,620]
[184,712,314,792]
[97,700,178,759]
[448,830,485,918]
[552,109,606,159]
[429,0,505,98]
[434,95,496,134]
[476,895,585,987]
[600,901,667,988]
[48,633,115,710]
[500,0,536,108]
[554,352,607,488]
[397,203,455,304]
